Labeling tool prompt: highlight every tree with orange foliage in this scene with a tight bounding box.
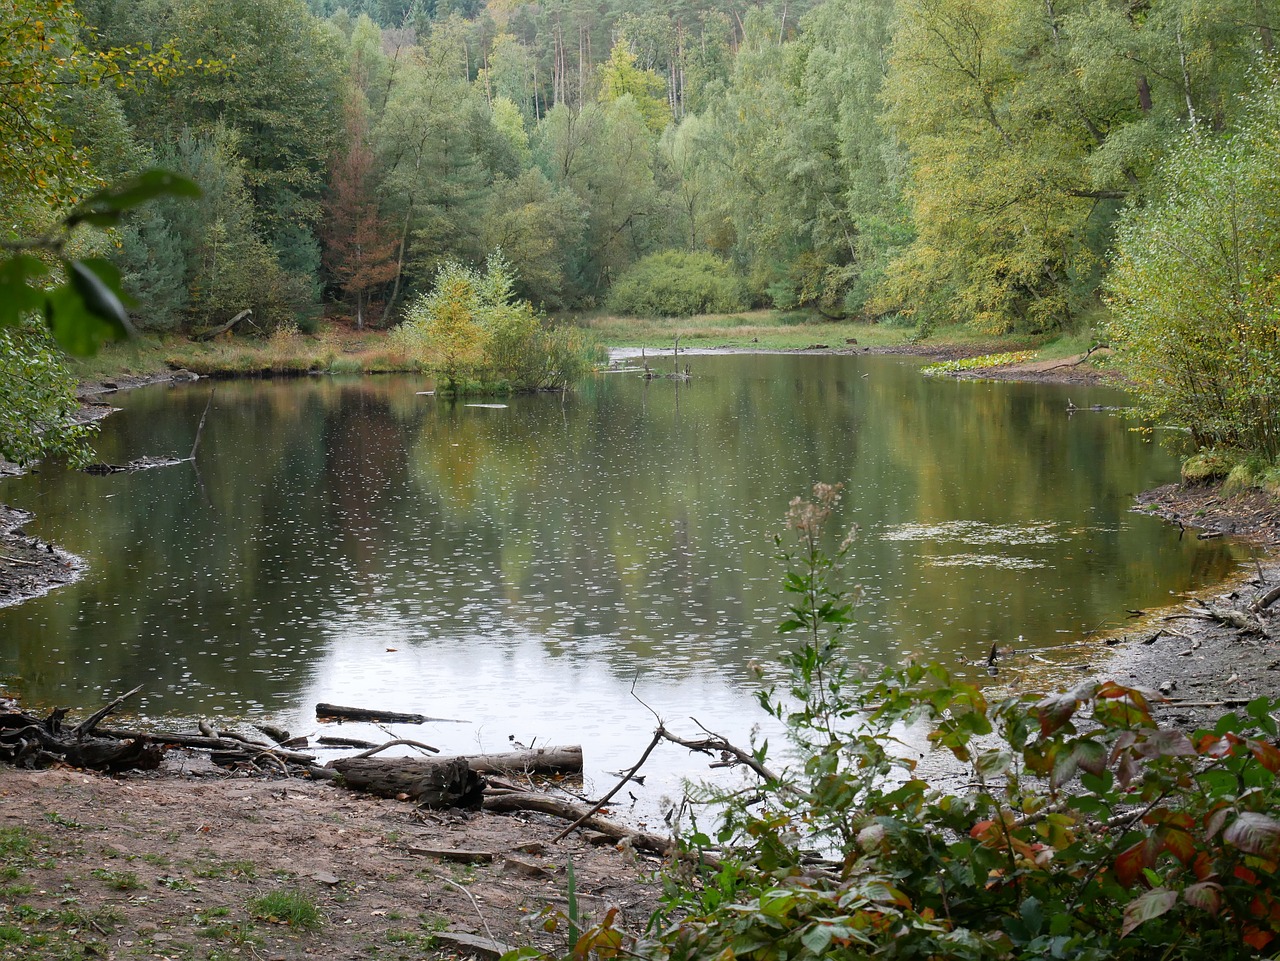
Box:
[322,87,397,329]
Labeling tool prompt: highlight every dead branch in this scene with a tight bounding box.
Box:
[72,685,143,738]
[553,731,662,843]
[353,738,440,758]
[658,720,782,785]
[482,791,673,857]
[1252,582,1280,614]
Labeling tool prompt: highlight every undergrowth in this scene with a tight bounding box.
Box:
[506,483,1280,961]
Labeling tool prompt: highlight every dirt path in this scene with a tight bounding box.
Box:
[0,763,663,961]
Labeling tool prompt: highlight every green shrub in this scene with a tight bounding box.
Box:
[638,485,1280,961]
[1108,80,1280,465]
[398,252,594,393]
[607,251,750,318]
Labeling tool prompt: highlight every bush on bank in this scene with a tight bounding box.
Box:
[397,252,597,393]
[607,252,751,318]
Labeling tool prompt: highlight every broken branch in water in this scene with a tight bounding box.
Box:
[72,684,143,738]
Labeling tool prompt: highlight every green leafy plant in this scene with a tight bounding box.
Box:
[640,484,1280,961]
[247,890,322,929]
[398,252,595,394]
[607,251,750,319]
[922,350,1038,376]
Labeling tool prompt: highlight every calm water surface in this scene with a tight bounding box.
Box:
[0,354,1242,804]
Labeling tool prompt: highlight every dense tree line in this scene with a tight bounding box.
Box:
[3,0,1280,463]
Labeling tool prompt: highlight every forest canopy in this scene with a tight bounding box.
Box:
[3,0,1280,461]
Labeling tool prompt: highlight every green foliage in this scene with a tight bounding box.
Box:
[0,168,199,464]
[922,351,1039,376]
[247,890,322,929]
[398,252,594,393]
[607,251,749,318]
[597,39,670,134]
[637,484,1280,961]
[1108,79,1280,465]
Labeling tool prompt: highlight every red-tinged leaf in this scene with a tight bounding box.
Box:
[970,819,996,839]
[1197,732,1244,759]
[1224,813,1280,859]
[1234,865,1259,885]
[1121,887,1178,937]
[1097,680,1131,699]
[1109,730,1138,766]
[1137,729,1195,759]
[1116,750,1139,789]
[1192,851,1215,881]
[1035,690,1085,737]
[1160,827,1197,865]
[1114,839,1154,888]
[1145,808,1195,830]
[1243,926,1274,951]
[1183,882,1224,916]
[1206,804,1231,840]
[1248,738,1280,774]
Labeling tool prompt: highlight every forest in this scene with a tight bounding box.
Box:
[2,0,1280,470]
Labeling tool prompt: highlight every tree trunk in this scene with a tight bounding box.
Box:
[328,756,485,808]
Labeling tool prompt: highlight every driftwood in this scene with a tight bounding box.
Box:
[318,735,379,749]
[482,790,672,856]
[315,703,462,725]
[328,756,485,808]
[463,745,582,774]
[0,687,162,772]
[1189,599,1267,634]
[195,308,253,341]
[1253,582,1280,614]
[98,728,317,766]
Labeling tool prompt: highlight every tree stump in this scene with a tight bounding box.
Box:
[328,756,485,808]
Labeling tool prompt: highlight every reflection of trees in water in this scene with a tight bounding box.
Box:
[0,359,1241,720]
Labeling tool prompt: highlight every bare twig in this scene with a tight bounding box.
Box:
[438,875,498,945]
[552,729,662,843]
[188,389,215,461]
[354,738,440,758]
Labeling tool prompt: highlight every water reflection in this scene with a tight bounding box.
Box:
[0,355,1242,803]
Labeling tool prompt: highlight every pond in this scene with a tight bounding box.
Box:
[0,353,1243,808]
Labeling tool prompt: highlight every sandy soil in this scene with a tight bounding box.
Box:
[3,354,1280,960]
[0,762,664,961]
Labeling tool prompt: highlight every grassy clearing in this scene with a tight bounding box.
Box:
[64,309,1114,387]
[574,309,913,350]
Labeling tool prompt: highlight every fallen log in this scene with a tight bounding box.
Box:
[328,756,485,808]
[463,745,582,775]
[97,727,317,765]
[194,308,253,342]
[481,790,672,857]
[315,703,432,724]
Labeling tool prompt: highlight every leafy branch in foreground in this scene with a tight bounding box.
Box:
[0,169,199,464]
[0,170,200,357]
[501,485,1280,961]
[639,484,1280,960]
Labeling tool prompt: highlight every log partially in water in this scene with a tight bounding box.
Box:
[463,745,582,775]
[315,703,430,724]
[328,756,485,808]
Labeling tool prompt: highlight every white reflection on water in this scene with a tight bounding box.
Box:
[288,629,771,823]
